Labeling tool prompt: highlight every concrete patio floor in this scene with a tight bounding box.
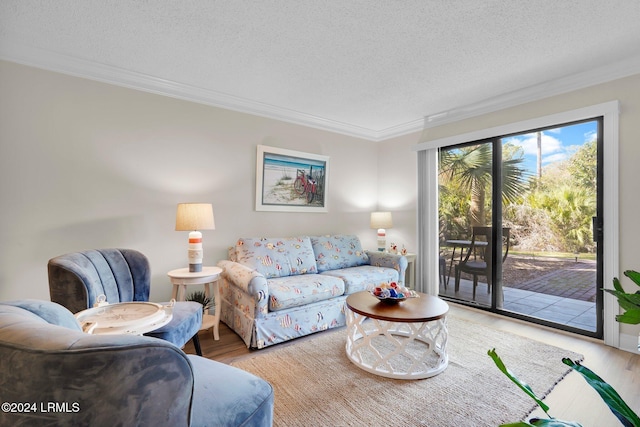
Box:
[439,277,597,332]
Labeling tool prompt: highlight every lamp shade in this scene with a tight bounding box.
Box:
[175,203,215,231]
[370,211,393,229]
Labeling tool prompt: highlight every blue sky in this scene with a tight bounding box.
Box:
[502,120,597,175]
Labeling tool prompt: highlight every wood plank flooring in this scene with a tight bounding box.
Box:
[184,303,640,427]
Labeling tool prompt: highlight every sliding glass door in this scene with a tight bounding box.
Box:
[437,119,603,338]
[438,140,494,308]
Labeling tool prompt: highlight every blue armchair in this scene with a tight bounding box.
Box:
[0,300,274,426]
[48,248,203,354]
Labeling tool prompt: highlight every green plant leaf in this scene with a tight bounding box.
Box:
[618,291,640,305]
[604,289,640,312]
[562,358,640,427]
[500,422,536,427]
[500,421,582,427]
[616,309,640,325]
[605,273,640,325]
[528,419,582,426]
[185,290,213,312]
[488,349,550,414]
[624,270,640,288]
[613,277,626,292]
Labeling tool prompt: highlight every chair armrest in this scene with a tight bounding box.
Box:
[365,251,408,285]
[0,325,194,426]
[188,355,274,427]
[217,260,269,314]
[1,299,82,331]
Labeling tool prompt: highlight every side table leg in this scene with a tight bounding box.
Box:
[178,284,187,301]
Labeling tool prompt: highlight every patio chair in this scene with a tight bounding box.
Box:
[454,227,510,299]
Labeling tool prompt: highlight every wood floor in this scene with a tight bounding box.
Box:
[184,303,640,427]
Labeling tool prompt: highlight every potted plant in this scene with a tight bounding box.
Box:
[604,270,640,324]
[488,349,640,426]
[485,272,640,426]
[186,291,213,314]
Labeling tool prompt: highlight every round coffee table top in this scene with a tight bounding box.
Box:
[346,291,449,322]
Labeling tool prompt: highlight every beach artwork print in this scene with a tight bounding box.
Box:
[256,145,329,212]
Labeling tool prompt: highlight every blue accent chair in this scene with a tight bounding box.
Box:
[0,300,274,426]
[47,248,203,355]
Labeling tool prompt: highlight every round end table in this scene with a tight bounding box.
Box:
[167,266,222,340]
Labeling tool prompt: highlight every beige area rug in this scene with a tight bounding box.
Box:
[232,315,583,427]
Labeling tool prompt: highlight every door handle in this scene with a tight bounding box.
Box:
[592,216,602,242]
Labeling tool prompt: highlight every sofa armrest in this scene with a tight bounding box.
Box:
[217,260,269,314]
[365,251,408,285]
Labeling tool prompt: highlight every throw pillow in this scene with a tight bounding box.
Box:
[310,235,369,272]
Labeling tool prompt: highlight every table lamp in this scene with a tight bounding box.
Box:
[370,211,393,252]
[175,203,215,272]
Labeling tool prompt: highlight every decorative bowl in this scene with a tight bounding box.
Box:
[369,282,418,304]
[373,295,407,304]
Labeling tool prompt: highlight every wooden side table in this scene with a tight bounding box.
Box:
[167,266,222,340]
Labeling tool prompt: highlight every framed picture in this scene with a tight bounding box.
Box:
[255,145,329,212]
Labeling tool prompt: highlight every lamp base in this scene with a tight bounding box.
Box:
[377,228,386,252]
[188,231,204,272]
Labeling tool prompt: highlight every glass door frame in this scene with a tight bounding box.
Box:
[435,118,606,339]
[416,100,619,347]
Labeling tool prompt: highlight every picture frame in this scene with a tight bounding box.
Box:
[255,145,329,212]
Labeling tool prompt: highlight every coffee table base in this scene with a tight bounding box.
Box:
[345,309,448,379]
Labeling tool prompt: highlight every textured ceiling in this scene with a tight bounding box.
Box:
[2,1,640,140]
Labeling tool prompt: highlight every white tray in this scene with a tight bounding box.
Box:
[75,302,172,335]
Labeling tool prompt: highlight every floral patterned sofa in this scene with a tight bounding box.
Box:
[217,235,407,349]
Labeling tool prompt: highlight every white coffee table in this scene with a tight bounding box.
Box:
[345,291,449,379]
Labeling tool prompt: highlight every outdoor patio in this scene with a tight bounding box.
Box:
[438,255,597,332]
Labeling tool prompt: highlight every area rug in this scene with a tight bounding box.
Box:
[232,314,583,427]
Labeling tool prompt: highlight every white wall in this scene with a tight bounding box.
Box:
[376,132,419,252]
[3,59,640,348]
[0,60,399,302]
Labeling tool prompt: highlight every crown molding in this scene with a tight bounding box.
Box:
[0,42,382,140]
[2,41,639,142]
[421,55,640,130]
[373,118,425,141]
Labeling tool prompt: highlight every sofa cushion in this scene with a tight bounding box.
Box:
[310,235,369,272]
[235,237,318,278]
[267,274,345,312]
[320,265,399,295]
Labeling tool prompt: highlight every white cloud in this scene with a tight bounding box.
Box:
[584,130,597,142]
[505,133,563,156]
[542,152,568,164]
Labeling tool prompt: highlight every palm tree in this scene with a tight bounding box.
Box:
[537,131,542,180]
[439,143,529,229]
[527,184,595,253]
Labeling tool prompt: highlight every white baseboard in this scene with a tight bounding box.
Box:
[619,332,640,354]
